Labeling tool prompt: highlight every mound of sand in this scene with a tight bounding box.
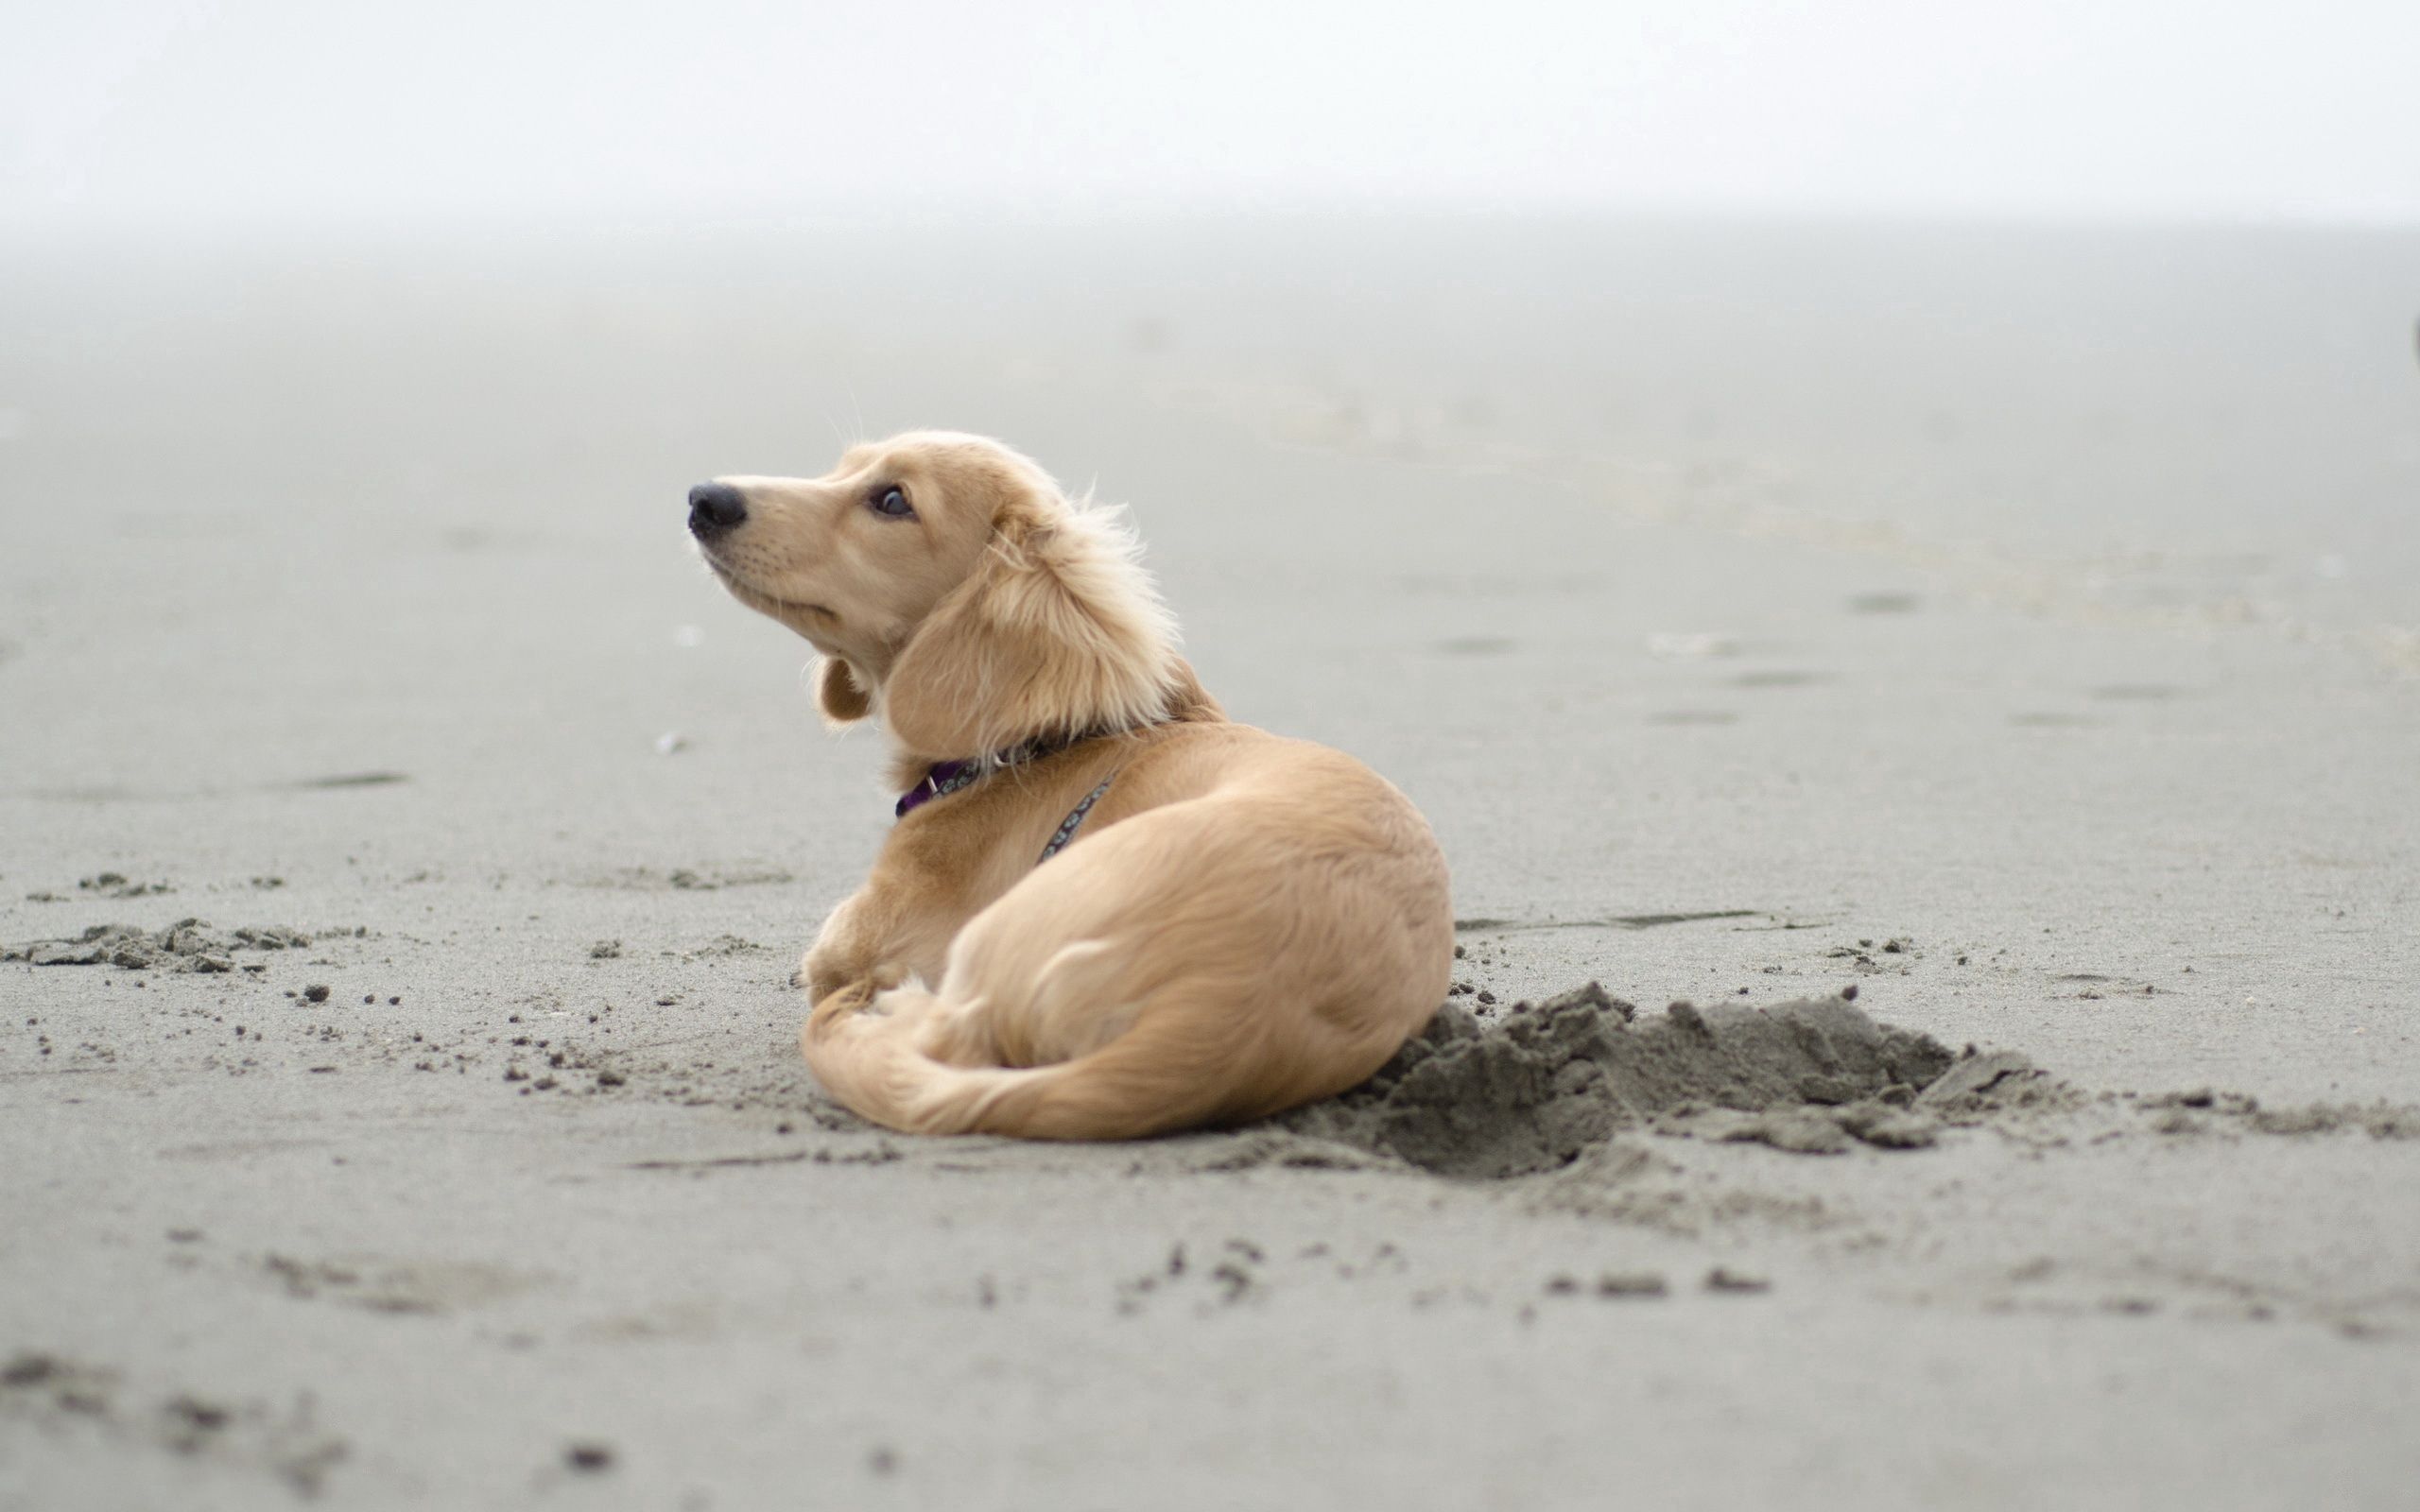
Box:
[2,919,315,973]
[1277,984,1966,1177]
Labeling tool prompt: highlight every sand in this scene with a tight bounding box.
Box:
[1270,988,1959,1177]
[3,215,2417,1510]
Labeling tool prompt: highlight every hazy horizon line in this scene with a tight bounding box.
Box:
[8,194,2418,261]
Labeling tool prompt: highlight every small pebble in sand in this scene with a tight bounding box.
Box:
[1597,1272,1668,1298]
[655,731,689,756]
[1704,1266,1771,1294]
[564,1443,614,1471]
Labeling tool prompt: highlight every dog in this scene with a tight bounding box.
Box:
[688,432,1451,1139]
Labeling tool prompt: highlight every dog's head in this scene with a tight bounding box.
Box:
[689,431,1184,760]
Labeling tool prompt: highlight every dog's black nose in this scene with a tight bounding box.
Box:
[688,481,747,538]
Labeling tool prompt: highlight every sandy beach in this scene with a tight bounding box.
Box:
[3,216,2417,1509]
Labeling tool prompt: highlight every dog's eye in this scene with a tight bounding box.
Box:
[869,485,914,519]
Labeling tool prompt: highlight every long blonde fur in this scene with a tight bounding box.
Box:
[692,432,1452,1140]
[876,492,1182,768]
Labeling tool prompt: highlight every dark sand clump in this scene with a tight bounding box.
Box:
[2,919,315,973]
[1278,984,1962,1177]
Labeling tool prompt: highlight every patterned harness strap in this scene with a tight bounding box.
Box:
[1036,775,1116,865]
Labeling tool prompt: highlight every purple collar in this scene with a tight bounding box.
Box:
[895,757,984,818]
[892,730,1132,866]
[894,733,1083,819]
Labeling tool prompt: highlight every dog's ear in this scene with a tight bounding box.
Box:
[816,657,873,725]
[880,493,1179,758]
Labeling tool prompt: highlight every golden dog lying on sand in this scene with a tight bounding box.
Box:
[688,433,1451,1139]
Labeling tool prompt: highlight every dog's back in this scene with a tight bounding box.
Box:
[801,724,1453,1139]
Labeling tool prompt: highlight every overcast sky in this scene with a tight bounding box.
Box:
[7,0,2417,233]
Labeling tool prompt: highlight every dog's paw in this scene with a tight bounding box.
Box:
[807,977,882,1035]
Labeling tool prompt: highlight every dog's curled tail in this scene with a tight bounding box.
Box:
[801,981,1258,1141]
